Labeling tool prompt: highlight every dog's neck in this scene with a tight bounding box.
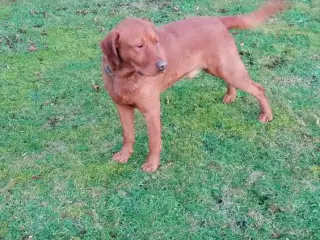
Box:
[106,61,137,78]
[108,63,144,94]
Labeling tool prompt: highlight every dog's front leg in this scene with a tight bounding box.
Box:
[112,104,135,163]
[140,101,161,173]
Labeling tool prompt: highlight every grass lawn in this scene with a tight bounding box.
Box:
[0,0,319,239]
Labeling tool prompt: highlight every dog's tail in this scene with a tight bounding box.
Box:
[219,0,288,30]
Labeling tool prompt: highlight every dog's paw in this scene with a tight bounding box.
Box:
[112,148,132,163]
[259,112,273,123]
[141,156,160,173]
[223,94,236,104]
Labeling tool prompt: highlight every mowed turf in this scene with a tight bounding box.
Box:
[0,0,319,239]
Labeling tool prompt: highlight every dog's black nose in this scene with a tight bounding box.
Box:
[156,60,167,71]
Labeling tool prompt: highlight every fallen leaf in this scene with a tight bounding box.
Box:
[268,204,283,215]
[18,28,27,34]
[166,96,170,104]
[41,30,48,36]
[29,44,37,52]
[76,9,89,15]
[236,220,247,230]
[311,165,320,173]
[217,8,228,13]
[92,84,100,92]
[47,117,61,127]
[173,6,179,12]
[32,175,41,180]
[271,233,282,239]
[41,100,53,107]
[311,114,320,126]
[246,171,264,186]
[30,10,39,15]
[43,11,50,18]
[35,72,44,77]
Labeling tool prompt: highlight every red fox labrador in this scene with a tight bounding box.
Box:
[100,0,287,172]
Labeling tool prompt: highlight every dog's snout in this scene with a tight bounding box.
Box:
[156,60,167,71]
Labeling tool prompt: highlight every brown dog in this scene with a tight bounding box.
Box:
[100,0,287,172]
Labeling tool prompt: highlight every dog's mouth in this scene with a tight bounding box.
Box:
[136,69,165,77]
[133,62,167,77]
[137,70,144,76]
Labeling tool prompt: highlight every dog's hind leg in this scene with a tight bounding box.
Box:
[206,48,272,123]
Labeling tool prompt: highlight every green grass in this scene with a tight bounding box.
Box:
[1,0,319,239]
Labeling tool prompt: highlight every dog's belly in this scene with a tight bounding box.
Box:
[161,68,202,91]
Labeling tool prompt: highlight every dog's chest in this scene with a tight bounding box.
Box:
[105,77,139,105]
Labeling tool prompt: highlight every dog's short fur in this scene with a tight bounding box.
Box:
[100,0,287,172]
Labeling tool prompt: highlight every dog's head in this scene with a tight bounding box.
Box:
[100,18,167,77]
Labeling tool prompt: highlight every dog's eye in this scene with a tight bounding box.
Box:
[137,44,144,48]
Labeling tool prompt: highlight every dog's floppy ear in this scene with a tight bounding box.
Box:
[100,30,120,69]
